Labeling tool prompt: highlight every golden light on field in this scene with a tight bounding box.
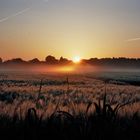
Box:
[56,66,75,73]
[72,56,81,64]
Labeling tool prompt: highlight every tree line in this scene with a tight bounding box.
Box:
[0,56,140,68]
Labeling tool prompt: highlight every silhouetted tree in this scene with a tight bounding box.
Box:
[45,55,58,64]
[59,57,69,64]
[0,58,2,63]
[82,57,140,68]
[4,58,26,64]
[28,58,40,64]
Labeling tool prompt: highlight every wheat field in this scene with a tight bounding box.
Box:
[0,71,140,118]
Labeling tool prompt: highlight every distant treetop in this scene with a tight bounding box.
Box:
[4,58,26,64]
[0,58,2,63]
[28,58,40,64]
[45,55,58,64]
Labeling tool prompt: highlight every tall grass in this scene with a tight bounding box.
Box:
[0,94,139,140]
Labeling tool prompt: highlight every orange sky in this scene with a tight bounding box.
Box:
[0,0,140,60]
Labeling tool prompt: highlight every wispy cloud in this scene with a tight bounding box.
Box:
[0,8,30,23]
[126,37,140,42]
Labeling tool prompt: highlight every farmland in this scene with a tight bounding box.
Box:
[0,70,140,140]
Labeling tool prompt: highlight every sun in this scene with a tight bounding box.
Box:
[72,56,81,63]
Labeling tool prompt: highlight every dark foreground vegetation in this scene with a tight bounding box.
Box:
[0,94,140,140]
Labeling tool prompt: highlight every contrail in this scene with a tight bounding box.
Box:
[0,0,49,23]
[126,37,140,42]
[0,8,30,23]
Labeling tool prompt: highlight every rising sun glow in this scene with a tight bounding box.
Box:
[72,56,81,63]
[56,66,75,73]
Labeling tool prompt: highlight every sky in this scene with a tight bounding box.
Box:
[0,0,140,60]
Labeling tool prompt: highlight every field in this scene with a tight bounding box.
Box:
[0,70,140,140]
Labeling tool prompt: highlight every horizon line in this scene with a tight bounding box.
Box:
[1,56,140,62]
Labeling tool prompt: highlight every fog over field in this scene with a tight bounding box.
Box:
[1,65,140,84]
